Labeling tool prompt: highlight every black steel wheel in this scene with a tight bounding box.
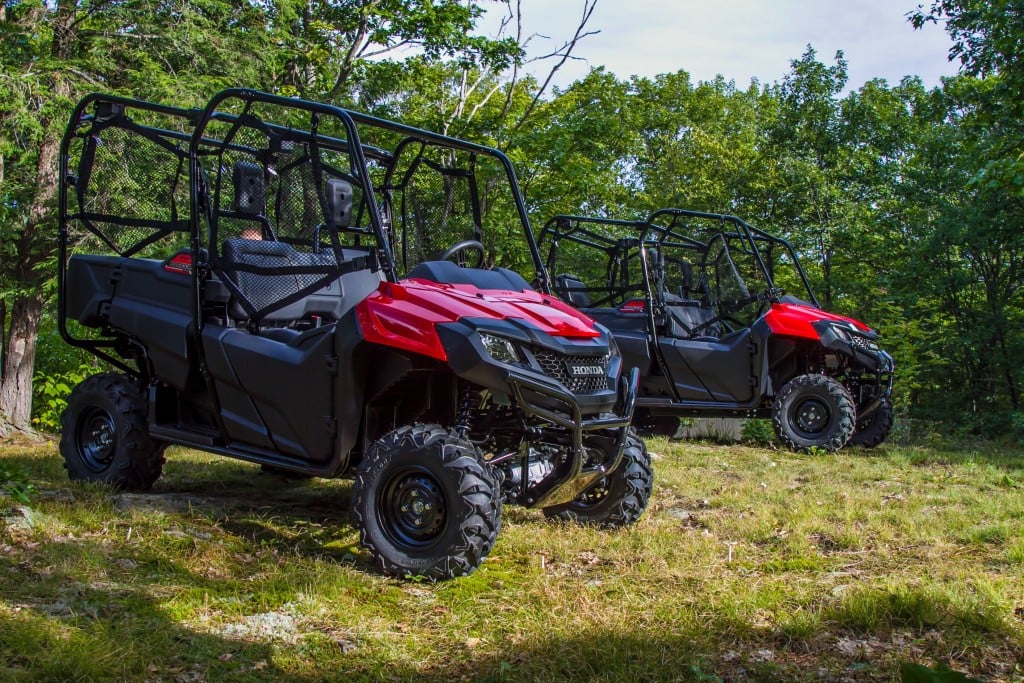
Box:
[849,397,894,448]
[75,406,117,472]
[543,429,653,528]
[60,373,165,490]
[352,424,500,580]
[380,466,448,549]
[772,374,855,453]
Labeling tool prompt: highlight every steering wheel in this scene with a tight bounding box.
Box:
[439,239,486,268]
[689,293,768,337]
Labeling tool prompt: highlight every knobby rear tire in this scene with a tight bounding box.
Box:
[60,373,165,491]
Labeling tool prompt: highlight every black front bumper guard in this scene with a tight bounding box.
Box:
[849,348,895,420]
[505,366,639,508]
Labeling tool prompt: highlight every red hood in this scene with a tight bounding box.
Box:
[356,279,600,361]
[764,302,872,340]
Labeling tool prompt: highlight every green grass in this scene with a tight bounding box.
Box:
[1,437,1023,681]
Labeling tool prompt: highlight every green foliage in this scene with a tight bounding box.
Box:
[1011,412,1024,442]
[900,662,985,683]
[740,419,776,446]
[31,364,95,434]
[0,462,35,503]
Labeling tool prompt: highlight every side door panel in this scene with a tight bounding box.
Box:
[661,328,756,403]
[202,325,336,461]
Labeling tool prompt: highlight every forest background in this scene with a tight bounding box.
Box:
[0,0,1021,440]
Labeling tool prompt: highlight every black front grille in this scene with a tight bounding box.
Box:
[529,349,610,394]
[850,335,879,352]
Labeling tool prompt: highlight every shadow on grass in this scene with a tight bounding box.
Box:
[0,539,309,682]
[367,628,1001,682]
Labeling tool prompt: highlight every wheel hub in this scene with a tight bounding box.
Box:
[575,478,609,504]
[381,469,447,549]
[794,398,830,435]
[77,407,117,472]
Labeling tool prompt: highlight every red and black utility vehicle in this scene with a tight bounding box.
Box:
[538,208,894,452]
[57,89,649,579]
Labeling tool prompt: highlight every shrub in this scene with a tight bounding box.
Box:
[32,364,96,434]
[0,463,35,503]
[741,418,776,446]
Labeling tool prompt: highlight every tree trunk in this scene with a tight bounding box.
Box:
[0,297,6,379]
[993,322,1021,411]
[0,72,65,434]
[0,293,43,431]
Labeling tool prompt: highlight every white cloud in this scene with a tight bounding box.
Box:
[480,0,958,91]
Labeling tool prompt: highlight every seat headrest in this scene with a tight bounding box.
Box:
[232,162,265,216]
[222,237,296,261]
[553,273,591,308]
[325,178,353,228]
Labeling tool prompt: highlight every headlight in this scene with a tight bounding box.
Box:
[830,325,852,343]
[828,322,881,351]
[480,333,521,364]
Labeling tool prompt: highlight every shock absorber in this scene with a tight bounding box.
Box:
[454,380,475,438]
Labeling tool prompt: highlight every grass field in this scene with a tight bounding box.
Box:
[1,434,1023,681]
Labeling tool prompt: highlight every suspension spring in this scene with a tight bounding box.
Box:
[454,381,475,437]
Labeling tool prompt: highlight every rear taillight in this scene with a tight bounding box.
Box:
[163,252,192,274]
[619,299,645,313]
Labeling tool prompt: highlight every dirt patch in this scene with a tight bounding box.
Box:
[218,610,300,643]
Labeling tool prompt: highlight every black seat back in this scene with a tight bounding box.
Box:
[553,274,592,308]
[664,300,721,338]
[220,238,382,326]
[221,238,301,320]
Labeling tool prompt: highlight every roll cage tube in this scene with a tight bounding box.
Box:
[645,208,820,309]
[347,111,547,292]
[57,93,204,378]
[187,87,394,276]
[537,215,687,403]
[537,215,650,307]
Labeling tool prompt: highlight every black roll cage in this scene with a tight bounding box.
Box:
[57,88,549,377]
[645,208,820,309]
[539,208,821,315]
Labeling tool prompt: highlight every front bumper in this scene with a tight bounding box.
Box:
[437,320,639,507]
[509,366,639,507]
[851,347,894,419]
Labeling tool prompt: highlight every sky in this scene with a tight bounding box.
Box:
[478,0,960,92]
